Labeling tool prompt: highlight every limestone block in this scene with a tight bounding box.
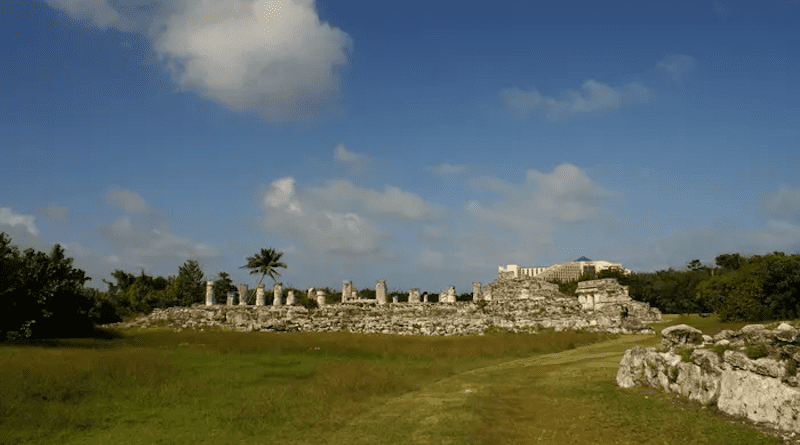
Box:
[286,290,296,306]
[392,295,398,304]
[723,350,786,378]
[718,369,800,434]
[472,282,481,303]
[205,280,214,306]
[423,293,429,303]
[273,283,282,306]
[408,288,420,304]
[238,284,249,306]
[661,324,704,349]
[256,284,265,306]
[226,292,233,306]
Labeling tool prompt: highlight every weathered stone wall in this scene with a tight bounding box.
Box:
[617,323,800,437]
[109,298,657,336]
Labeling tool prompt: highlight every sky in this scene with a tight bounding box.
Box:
[1,0,799,295]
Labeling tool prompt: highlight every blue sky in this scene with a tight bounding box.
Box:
[2,0,799,294]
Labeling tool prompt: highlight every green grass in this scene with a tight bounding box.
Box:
[0,320,789,445]
[0,327,610,445]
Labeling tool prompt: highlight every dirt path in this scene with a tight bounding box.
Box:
[325,335,655,445]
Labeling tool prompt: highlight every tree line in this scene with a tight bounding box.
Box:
[582,253,800,321]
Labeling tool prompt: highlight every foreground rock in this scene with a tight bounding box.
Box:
[107,298,657,336]
[617,322,800,436]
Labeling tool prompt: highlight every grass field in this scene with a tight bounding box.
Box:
[0,316,792,445]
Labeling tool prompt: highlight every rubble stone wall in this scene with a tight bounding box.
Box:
[617,323,800,437]
[110,298,657,336]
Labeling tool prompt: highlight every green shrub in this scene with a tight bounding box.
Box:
[676,347,695,363]
[744,344,769,360]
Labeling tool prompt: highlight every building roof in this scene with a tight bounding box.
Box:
[575,256,592,262]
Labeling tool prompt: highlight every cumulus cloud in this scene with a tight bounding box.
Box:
[309,180,445,221]
[44,0,352,123]
[657,54,695,84]
[0,207,40,237]
[264,177,303,215]
[428,163,468,175]
[259,176,445,260]
[502,80,652,120]
[757,186,800,221]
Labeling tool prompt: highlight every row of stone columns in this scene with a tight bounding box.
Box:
[204,279,490,306]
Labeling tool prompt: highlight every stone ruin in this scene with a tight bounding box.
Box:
[575,279,660,322]
[617,322,800,439]
[118,275,661,337]
[439,286,456,303]
[481,274,560,301]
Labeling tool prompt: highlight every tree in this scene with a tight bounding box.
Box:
[175,258,204,306]
[212,271,237,304]
[0,232,94,339]
[245,248,287,289]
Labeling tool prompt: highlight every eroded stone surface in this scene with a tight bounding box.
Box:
[618,321,800,436]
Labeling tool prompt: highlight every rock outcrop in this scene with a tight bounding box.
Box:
[617,322,800,437]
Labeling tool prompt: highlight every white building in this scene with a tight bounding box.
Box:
[499,257,630,283]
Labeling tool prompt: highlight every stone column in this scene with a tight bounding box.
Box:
[448,286,456,303]
[473,282,481,303]
[483,286,493,301]
[273,283,282,306]
[255,283,265,306]
[376,280,387,305]
[392,294,399,304]
[408,288,420,304]
[307,287,315,305]
[226,292,233,306]
[286,290,296,306]
[423,292,429,303]
[316,289,326,306]
[238,284,249,306]
[351,288,357,301]
[343,280,352,303]
[205,280,214,306]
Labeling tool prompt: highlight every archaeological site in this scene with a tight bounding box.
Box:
[116,274,661,335]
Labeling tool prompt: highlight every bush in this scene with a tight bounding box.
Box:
[744,344,769,360]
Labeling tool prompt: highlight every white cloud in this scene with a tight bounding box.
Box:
[0,207,39,236]
[334,144,365,163]
[502,80,652,120]
[657,54,695,84]
[259,177,443,259]
[44,0,352,123]
[264,177,303,215]
[428,163,468,175]
[309,180,445,221]
[153,0,351,122]
[757,186,800,221]
[105,188,149,214]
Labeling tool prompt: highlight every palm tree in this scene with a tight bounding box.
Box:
[245,248,287,291]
